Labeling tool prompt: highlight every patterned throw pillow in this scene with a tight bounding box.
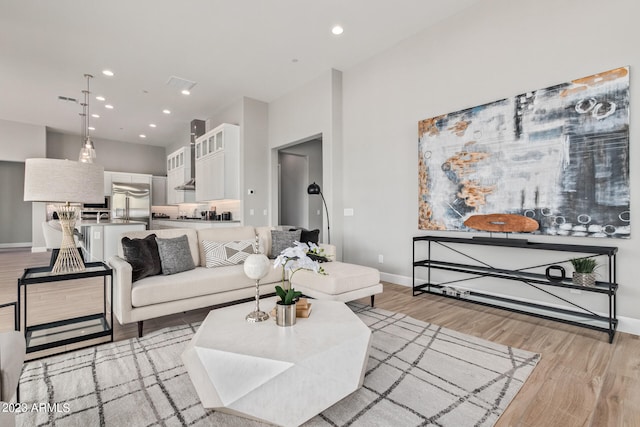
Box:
[156,235,196,275]
[202,240,256,268]
[270,229,302,258]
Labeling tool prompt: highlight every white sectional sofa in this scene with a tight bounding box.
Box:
[108,226,382,336]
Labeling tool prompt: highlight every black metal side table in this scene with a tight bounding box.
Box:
[17,262,113,354]
[0,301,19,331]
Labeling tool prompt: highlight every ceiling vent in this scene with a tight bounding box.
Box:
[57,95,78,103]
[166,76,197,92]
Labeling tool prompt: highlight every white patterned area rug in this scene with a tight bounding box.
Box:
[17,303,539,427]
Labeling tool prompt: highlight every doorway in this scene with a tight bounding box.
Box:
[277,137,323,231]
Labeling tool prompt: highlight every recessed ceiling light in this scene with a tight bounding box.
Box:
[105,104,114,109]
[139,134,146,138]
[92,114,100,118]
[88,126,95,131]
[102,70,114,77]
[162,109,171,114]
[149,123,157,128]
[331,25,344,35]
[96,96,106,101]
[181,89,191,95]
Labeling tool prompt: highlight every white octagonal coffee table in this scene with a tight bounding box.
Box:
[182,297,372,427]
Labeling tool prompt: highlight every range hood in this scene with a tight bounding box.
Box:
[174,119,205,191]
[175,177,195,191]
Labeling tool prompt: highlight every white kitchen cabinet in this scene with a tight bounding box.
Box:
[131,174,152,184]
[166,146,194,204]
[152,176,167,206]
[103,172,113,196]
[195,123,239,201]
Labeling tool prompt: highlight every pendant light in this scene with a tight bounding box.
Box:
[79,74,96,163]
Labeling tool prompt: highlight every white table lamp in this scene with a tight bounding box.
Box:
[24,158,104,273]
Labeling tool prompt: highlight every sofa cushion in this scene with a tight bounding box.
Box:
[203,239,256,267]
[131,265,282,307]
[290,261,380,295]
[271,229,301,258]
[121,234,162,282]
[156,234,196,275]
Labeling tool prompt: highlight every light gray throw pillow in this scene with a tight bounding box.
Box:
[156,234,196,275]
[270,229,302,258]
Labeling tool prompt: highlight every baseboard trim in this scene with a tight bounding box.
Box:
[0,242,32,249]
[380,272,412,287]
[379,271,640,337]
[31,246,47,253]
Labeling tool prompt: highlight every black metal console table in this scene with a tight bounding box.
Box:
[412,235,618,343]
[0,301,18,331]
[17,262,113,354]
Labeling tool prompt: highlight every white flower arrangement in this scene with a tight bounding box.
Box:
[273,241,327,286]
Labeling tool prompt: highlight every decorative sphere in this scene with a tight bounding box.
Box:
[243,253,271,280]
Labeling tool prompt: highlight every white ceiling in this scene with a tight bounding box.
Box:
[0,0,482,147]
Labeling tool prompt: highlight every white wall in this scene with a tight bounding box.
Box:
[0,120,46,248]
[269,69,343,255]
[279,152,308,227]
[280,139,323,232]
[0,119,46,161]
[242,97,270,226]
[0,161,32,246]
[47,131,166,176]
[339,0,640,332]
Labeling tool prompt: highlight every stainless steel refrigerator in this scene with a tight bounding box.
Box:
[111,182,150,228]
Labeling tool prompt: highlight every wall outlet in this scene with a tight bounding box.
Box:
[344,208,354,216]
[378,254,384,263]
[263,209,267,216]
[93,231,101,239]
[249,209,254,216]
[317,209,321,215]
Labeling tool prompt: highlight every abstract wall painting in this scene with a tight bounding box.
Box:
[418,67,630,238]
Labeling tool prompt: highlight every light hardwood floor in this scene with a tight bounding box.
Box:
[2,248,639,427]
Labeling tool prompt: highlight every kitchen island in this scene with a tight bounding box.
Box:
[151,219,241,230]
[80,220,146,262]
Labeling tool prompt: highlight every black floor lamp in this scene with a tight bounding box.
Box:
[307,182,330,244]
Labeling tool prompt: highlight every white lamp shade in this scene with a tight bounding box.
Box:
[24,158,104,203]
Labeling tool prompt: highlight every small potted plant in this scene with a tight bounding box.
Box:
[273,242,326,326]
[274,285,302,326]
[570,257,597,287]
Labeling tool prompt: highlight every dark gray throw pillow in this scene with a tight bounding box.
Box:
[270,229,302,258]
[156,234,196,275]
[289,228,320,245]
[121,234,162,282]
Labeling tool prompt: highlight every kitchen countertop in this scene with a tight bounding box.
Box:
[151,218,242,230]
[152,218,241,224]
[79,220,147,226]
